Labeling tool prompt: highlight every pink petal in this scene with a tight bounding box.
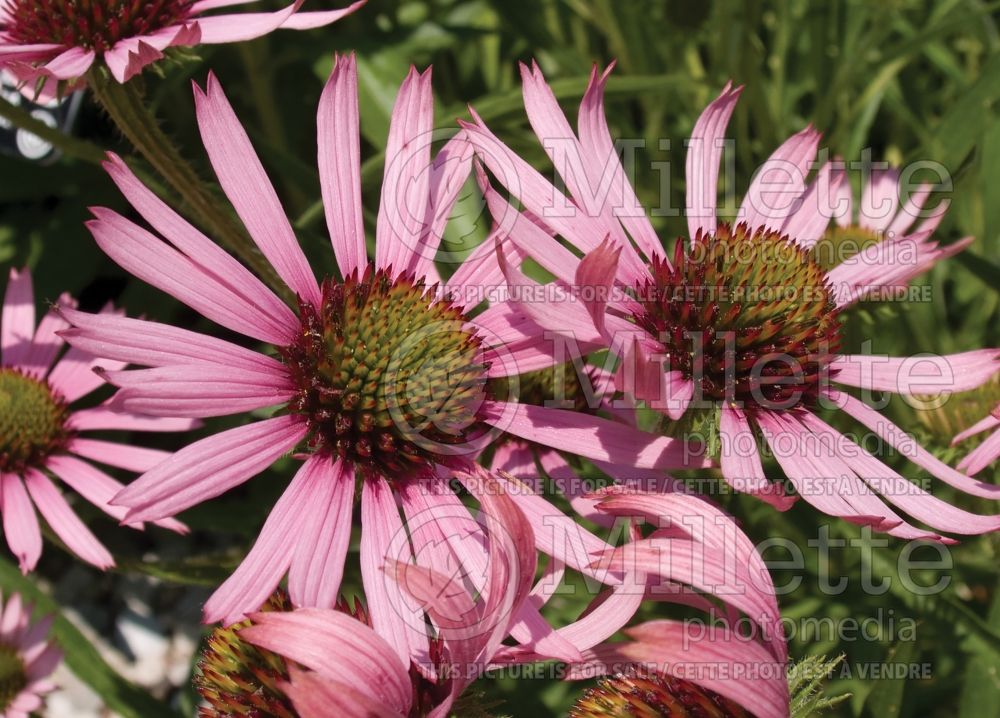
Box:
[575,239,620,339]
[484,401,707,470]
[799,411,1000,535]
[447,228,528,303]
[318,53,366,278]
[67,407,199,433]
[288,458,354,610]
[1,474,42,573]
[87,209,291,344]
[460,113,609,255]
[203,455,326,625]
[831,350,1000,394]
[718,407,796,510]
[360,475,429,669]
[958,429,1000,476]
[1,267,35,368]
[859,168,900,232]
[45,342,124,404]
[111,415,307,523]
[59,307,285,373]
[283,668,400,718]
[193,73,320,304]
[68,438,168,474]
[407,131,475,279]
[189,1,303,43]
[375,66,434,274]
[23,469,113,569]
[685,83,743,239]
[275,0,367,29]
[739,125,821,232]
[100,154,297,344]
[780,161,844,248]
[577,62,663,261]
[100,365,294,418]
[38,46,95,79]
[954,412,1000,444]
[241,609,412,714]
[18,295,72,378]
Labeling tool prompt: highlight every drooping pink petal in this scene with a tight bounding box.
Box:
[23,469,113,570]
[274,0,367,29]
[203,455,330,625]
[375,66,434,274]
[110,415,307,523]
[1,474,42,573]
[484,401,707,470]
[100,154,297,345]
[798,411,1000,535]
[718,407,796,510]
[241,609,412,715]
[685,83,743,239]
[318,53,366,278]
[193,73,320,304]
[360,474,429,669]
[1,267,34,368]
[288,458,354,610]
[831,350,999,395]
[37,46,95,78]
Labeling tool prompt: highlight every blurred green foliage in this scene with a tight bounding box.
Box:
[2,0,1000,716]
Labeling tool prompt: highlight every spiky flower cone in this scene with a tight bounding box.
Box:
[195,591,295,718]
[570,671,752,718]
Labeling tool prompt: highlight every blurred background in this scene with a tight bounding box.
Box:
[1,1,999,715]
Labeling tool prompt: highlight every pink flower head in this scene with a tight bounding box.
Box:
[0,0,365,88]
[63,54,703,670]
[0,267,190,572]
[0,591,61,717]
[952,402,1000,476]
[462,61,1000,541]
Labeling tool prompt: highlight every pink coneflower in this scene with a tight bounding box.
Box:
[63,54,701,665]
[952,403,1000,476]
[0,267,188,572]
[0,0,364,88]
[463,61,1000,541]
[0,591,61,718]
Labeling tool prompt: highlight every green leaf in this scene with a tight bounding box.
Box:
[863,637,918,718]
[958,577,1000,718]
[0,558,182,718]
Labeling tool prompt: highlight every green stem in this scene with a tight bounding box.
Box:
[0,95,106,165]
[88,71,290,301]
